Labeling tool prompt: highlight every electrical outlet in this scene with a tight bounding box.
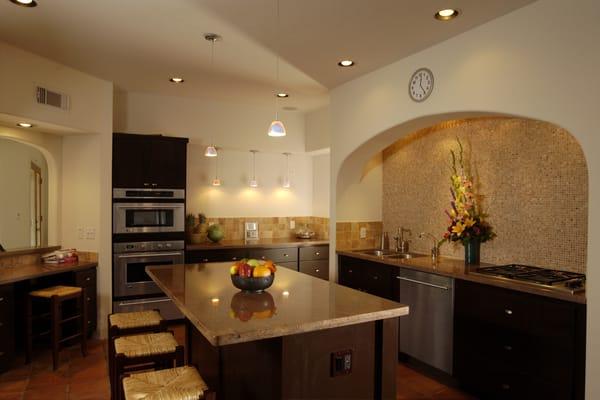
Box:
[78,228,84,239]
[85,228,96,240]
[331,350,352,376]
[359,227,367,239]
[290,220,295,229]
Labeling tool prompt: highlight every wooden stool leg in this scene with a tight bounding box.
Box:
[80,288,88,357]
[25,295,33,364]
[50,295,60,371]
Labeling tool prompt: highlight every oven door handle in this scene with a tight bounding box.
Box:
[117,298,171,307]
[116,252,183,259]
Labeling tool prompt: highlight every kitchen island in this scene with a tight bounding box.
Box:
[146,263,409,400]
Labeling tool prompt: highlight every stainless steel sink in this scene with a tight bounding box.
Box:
[354,249,396,257]
[384,253,425,259]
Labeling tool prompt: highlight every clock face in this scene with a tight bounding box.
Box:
[409,68,434,102]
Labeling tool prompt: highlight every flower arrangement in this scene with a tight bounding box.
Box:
[442,139,495,245]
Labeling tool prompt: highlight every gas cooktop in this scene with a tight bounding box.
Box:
[474,264,586,294]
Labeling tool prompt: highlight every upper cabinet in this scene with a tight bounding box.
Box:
[113,133,188,189]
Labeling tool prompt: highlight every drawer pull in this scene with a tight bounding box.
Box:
[501,384,510,390]
[315,252,320,256]
[0,297,4,302]
[315,269,320,273]
[283,254,289,257]
[87,297,91,302]
[261,256,266,260]
[504,309,513,315]
[203,258,209,262]
[232,257,237,261]
[86,277,91,282]
[348,269,353,273]
[503,345,513,351]
[373,276,379,280]
[88,321,92,325]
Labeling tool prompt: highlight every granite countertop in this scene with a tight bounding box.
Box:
[186,238,329,251]
[337,250,586,304]
[0,261,98,285]
[146,263,409,346]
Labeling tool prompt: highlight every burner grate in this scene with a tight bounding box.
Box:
[476,264,585,286]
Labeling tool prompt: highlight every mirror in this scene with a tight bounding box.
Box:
[0,137,49,251]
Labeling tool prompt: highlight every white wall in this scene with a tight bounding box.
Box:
[336,153,382,222]
[114,91,307,153]
[187,144,313,217]
[328,0,600,396]
[0,137,48,249]
[305,106,330,152]
[312,153,330,218]
[0,41,113,339]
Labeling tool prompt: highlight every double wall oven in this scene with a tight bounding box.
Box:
[112,188,185,320]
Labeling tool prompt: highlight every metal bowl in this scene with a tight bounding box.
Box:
[231,274,274,292]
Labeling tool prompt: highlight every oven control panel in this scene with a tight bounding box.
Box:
[113,240,185,253]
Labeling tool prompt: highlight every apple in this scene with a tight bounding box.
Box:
[229,265,239,275]
[247,259,261,268]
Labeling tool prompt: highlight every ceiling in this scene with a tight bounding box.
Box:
[0,0,535,112]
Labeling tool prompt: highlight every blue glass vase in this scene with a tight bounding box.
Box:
[464,238,481,265]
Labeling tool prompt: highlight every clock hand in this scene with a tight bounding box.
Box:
[419,76,425,93]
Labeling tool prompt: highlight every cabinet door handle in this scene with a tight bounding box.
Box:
[348,269,353,273]
[87,297,91,302]
[86,277,91,282]
[504,309,513,315]
[232,257,238,261]
[283,254,289,257]
[373,275,379,280]
[315,269,320,273]
[503,345,513,351]
[152,183,158,188]
[0,297,4,302]
[202,258,209,262]
[315,252,320,256]
[143,183,150,187]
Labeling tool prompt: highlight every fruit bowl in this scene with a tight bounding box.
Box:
[231,274,274,292]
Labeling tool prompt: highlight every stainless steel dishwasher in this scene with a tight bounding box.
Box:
[397,267,454,374]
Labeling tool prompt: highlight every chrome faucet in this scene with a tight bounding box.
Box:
[394,227,412,253]
[419,232,440,262]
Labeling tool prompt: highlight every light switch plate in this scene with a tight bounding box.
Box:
[290,220,295,229]
[359,227,367,239]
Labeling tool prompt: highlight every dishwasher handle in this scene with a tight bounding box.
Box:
[396,275,450,291]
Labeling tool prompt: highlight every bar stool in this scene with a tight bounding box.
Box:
[108,310,167,396]
[26,285,88,370]
[113,331,184,400]
[122,366,216,400]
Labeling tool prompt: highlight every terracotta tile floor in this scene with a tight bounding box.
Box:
[0,325,474,399]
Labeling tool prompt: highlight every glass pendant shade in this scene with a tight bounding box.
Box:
[268,120,286,137]
[249,179,258,188]
[282,178,291,189]
[212,178,221,186]
[205,145,218,157]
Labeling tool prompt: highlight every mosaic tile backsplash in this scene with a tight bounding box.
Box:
[382,118,588,273]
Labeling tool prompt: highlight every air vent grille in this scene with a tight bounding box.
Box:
[35,86,70,110]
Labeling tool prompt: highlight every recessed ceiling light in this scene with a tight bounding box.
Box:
[9,0,37,7]
[169,77,184,83]
[17,122,34,128]
[276,93,289,98]
[338,60,355,67]
[435,8,459,21]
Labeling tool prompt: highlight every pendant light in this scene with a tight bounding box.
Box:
[249,150,259,188]
[204,33,222,156]
[267,0,286,137]
[282,152,291,188]
[212,149,221,186]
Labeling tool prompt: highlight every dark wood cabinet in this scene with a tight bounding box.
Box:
[74,268,97,337]
[298,245,329,280]
[454,279,586,400]
[248,247,298,264]
[338,255,394,299]
[186,249,249,263]
[0,284,15,373]
[113,133,188,189]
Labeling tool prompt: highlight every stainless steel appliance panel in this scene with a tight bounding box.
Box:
[113,202,184,234]
[113,188,185,200]
[113,249,184,297]
[397,268,454,374]
[113,297,183,320]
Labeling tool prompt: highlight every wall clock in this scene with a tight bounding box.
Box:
[408,68,434,102]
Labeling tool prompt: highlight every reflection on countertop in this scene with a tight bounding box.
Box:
[146,263,408,346]
[337,250,586,304]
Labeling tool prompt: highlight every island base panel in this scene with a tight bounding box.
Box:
[187,319,398,400]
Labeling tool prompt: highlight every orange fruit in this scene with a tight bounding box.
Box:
[252,265,272,278]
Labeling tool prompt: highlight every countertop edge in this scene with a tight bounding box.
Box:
[0,261,98,285]
[146,264,409,347]
[187,239,329,251]
[337,250,586,305]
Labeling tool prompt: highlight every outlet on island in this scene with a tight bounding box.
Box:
[359,227,367,239]
[331,349,352,376]
[290,220,295,229]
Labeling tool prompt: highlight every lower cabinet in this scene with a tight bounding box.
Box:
[0,284,15,373]
[338,255,394,300]
[454,279,586,400]
[74,268,97,337]
[186,249,248,263]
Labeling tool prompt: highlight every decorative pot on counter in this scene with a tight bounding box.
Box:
[207,224,225,243]
[464,238,481,265]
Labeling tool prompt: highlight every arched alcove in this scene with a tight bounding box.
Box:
[335,115,588,272]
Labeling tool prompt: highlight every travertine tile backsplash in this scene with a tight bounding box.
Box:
[203,216,329,241]
[336,222,383,251]
[382,118,588,273]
